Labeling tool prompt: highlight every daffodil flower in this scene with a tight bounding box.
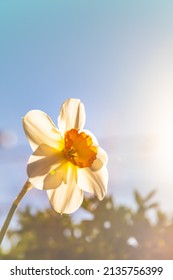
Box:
[23,98,108,214]
[0,98,108,246]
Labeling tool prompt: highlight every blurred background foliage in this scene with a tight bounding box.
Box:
[1,190,173,260]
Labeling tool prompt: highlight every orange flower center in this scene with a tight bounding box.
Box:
[64,129,97,168]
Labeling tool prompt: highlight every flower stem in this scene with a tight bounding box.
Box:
[0,180,32,246]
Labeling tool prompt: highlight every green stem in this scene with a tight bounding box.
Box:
[0,180,32,246]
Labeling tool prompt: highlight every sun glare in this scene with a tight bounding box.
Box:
[155,125,173,182]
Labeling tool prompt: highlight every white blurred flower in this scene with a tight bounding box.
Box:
[23,98,108,214]
[0,129,18,148]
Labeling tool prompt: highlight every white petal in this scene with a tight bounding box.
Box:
[90,147,108,171]
[27,144,66,190]
[28,162,68,190]
[43,162,68,189]
[47,165,83,214]
[58,98,86,136]
[78,166,108,200]
[23,110,63,151]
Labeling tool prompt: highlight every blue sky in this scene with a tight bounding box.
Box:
[1,0,173,227]
[1,0,173,138]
